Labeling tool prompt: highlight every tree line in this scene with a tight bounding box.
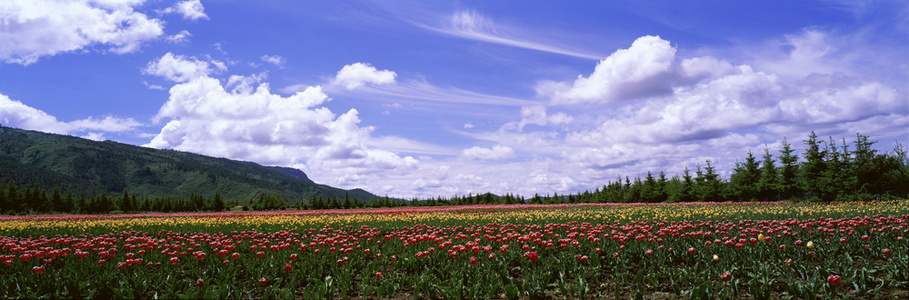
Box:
[0,132,906,214]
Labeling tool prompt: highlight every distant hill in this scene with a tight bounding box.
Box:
[0,126,378,204]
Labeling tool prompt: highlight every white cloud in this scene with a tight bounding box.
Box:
[539,35,678,105]
[0,92,141,134]
[165,30,192,44]
[460,145,516,161]
[417,10,604,60]
[0,0,165,65]
[260,55,286,67]
[143,52,226,83]
[159,0,208,20]
[755,29,845,79]
[145,69,420,190]
[82,132,106,141]
[332,62,397,90]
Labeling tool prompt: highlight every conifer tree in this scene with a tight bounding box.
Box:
[800,131,827,201]
[758,146,778,201]
[777,138,799,200]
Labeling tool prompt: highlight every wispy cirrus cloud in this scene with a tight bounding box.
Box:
[414,10,605,60]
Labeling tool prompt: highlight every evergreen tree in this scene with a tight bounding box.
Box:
[700,160,722,202]
[50,187,63,213]
[678,168,695,202]
[822,137,854,201]
[800,131,828,201]
[852,133,881,196]
[656,171,669,202]
[730,151,760,201]
[119,190,133,212]
[777,138,799,200]
[4,181,20,213]
[758,146,779,201]
[343,191,352,209]
[641,172,658,202]
[63,191,75,213]
[212,191,226,211]
[75,191,86,213]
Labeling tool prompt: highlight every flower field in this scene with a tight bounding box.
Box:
[1,201,908,299]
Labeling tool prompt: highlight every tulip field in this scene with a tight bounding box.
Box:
[1,201,908,299]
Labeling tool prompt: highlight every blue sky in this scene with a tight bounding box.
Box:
[1,0,907,198]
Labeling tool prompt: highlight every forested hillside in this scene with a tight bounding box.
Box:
[0,126,378,213]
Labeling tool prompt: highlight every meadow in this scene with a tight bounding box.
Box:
[1,201,907,299]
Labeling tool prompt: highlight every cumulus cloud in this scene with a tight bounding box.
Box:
[460,145,516,160]
[145,69,419,189]
[539,35,678,104]
[0,0,165,65]
[0,92,141,135]
[467,31,909,197]
[159,0,208,20]
[143,52,226,82]
[332,62,397,90]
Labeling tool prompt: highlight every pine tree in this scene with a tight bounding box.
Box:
[800,131,828,201]
[730,151,760,201]
[679,168,695,202]
[700,160,722,202]
[758,146,779,201]
[852,133,880,196]
[50,187,63,213]
[777,138,799,200]
[656,171,669,202]
[343,191,352,209]
[212,191,226,211]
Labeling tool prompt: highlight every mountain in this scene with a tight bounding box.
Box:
[0,126,378,204]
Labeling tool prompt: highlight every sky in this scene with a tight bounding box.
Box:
[1,0,907,199]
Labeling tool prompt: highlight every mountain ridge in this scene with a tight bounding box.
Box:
[0,126,378,204]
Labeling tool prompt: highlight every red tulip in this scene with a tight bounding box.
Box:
[470,256,478,265]
[232,252,240,259]
[196,279,204,287]
[259,277,267,286]
[721,271,731,282]
[284,263,292,273]
[375,272,382,279]
[827,275,841,286]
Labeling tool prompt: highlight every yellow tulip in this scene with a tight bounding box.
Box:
[758,234,765,242]
[713,254,719,261]
[806,241,814,249]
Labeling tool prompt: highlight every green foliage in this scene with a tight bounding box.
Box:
[0,126,378,214]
